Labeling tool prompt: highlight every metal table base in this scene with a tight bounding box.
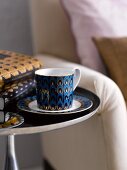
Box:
[5,135,19,170]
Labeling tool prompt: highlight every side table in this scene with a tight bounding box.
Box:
[1,87,100,170]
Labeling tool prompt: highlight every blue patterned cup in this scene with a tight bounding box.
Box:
[35,68,81,111]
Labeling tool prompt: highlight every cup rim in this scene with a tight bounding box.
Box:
[35,68,75,77]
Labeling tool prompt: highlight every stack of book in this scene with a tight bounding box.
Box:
[0,50,42,123]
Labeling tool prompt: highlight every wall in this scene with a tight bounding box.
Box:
[0,0,33,55]
[0,0,43,169]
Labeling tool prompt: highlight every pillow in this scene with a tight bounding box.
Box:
[0,50,42,88]
[93,37,127,101]
[61,0,127,74]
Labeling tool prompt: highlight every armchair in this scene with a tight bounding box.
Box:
[30,1,127,170]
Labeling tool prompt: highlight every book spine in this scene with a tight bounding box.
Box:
[0,110,5,123]
[0,79,36,111]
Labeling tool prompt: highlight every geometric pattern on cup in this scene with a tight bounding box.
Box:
[35,75,73,110]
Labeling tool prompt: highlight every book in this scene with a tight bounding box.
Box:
[0,50,42,89]
[0,110,5,123]
[0,78,36,111]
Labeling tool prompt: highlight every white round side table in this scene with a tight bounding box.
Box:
[1,87,100,170]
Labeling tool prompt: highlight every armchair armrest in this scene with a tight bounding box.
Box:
[35,54,127,170]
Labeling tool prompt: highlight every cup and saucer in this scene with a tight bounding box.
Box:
[17,68,93,115]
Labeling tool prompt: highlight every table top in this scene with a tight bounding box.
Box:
[0,87,100,136]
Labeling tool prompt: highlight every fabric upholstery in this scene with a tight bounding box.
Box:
[61,0,127,74]
[93,37,127,102]
[36,54,127,170]
[30,0,79,63]
[30,1,127,170]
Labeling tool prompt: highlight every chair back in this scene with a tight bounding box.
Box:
[30,0,78,62]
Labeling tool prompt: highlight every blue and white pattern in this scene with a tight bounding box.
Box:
[35,75,74,110]
[17,92,93,115]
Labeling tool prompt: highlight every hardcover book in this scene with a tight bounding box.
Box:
[0,110,5,123]
[0,50,42,89]
[0,78,36,111]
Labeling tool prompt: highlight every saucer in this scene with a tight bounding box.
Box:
[0,112,24,130]
[17,93,93,115]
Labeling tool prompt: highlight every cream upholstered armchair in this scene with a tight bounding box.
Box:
[30,1,127,170]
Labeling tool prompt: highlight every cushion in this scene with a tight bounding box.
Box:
[0,50,41,88]
[93,37,127,101]
[61,0,127,74]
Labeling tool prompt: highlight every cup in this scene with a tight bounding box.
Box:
[35,68,81,111]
